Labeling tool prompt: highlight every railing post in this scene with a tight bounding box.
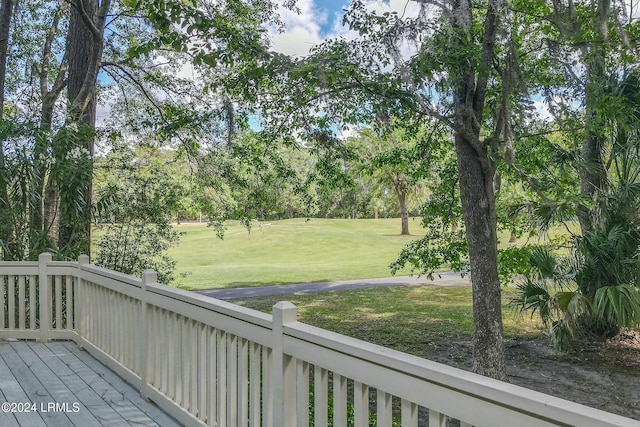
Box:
[272,301,297,427]
[76,255,89,348]
[38,252,52,343]
[140,269,156,400]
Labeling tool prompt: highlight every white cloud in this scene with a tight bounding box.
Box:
[271,25,324,56]
[269,1,424,57]
[269,0,327,57]
[532,99,553,123]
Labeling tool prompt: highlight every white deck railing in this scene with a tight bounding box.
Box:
[1,253,638,427]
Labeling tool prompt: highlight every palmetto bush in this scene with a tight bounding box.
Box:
[513,146,640,350]
[512,238,640,351]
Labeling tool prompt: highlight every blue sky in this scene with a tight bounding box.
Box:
[316,0,353,36]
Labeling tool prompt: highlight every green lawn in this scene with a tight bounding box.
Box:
[233,286,545,357]
[169,218,428,290]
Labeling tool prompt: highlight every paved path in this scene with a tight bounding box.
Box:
[196,271,470,300]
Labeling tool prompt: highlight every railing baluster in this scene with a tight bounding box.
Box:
[296,360,310,426]
[101,287,107,349]
[197,323,207,421]
[146,304,155,388]
[8,275,15,329]
[190,320,198,415]
[85,284,91,341]
[180,315,186,406]
[250,343,262,427]
[334,373,348,427]
[154,306,161,388]
[182,316,189,407]
[109,289,113,353]
[55,275,62,329]
[401,399,418,427]
[108,289,114,354]
[238,337,249,426]
[429,409,446,427]
[96,285,102,344]
[99,288,105,349]
[29,275,35,329]
[121,294,127,365]
[377,389,392,427]
[91,285,96,343]
[174,313,182,403]
[167,311,175,399]
[262,347,272,426]
[122,294,127,364]
[66,275,73,330]
[207,326,217,427]
[184,317,192,410]
[130,296,136,372]
[227,333,238,426]
[7,276,16,329]
[18,275,25,329]
[217,329,228,426]
[354,381,369,427]
[160,308,168,394]
[130,296,137,380]
[314,366,329,427]
[115,291,121,363]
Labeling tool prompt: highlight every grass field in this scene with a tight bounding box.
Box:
[169,218,429,290]
[233,285,545,357]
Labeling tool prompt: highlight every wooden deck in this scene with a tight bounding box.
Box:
[0,340,181,427]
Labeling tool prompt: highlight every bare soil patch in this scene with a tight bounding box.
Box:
[428,331,640,421]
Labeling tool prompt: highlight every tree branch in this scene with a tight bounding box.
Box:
[101,61,166,121]
[40,4,67,97]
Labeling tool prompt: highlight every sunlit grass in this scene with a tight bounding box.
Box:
[167,218,428,290]
[234,285,545,357]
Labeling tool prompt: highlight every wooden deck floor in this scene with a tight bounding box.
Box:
[0,340,181,427]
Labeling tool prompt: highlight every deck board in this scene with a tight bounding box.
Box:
[0,341,181,427]
[11,341,100,427]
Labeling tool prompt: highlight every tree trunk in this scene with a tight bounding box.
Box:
[0,0,15,260]
[398,192,409,235]
[57,0,108,257]
[578,0,610,235]
[392,172,410,235]
[455,134,506,380]
[31,4,67,256]
[449,0,506,380]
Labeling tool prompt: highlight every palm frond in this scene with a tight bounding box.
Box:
[551,319,572,352]
[533,200,577,233]
[593,284,640,328]
[511,279,553,325]
[528,246,558,280]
